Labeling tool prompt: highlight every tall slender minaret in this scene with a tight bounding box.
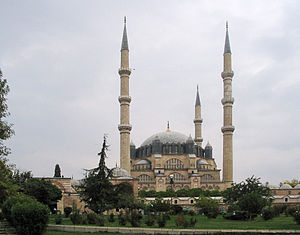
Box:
[194,85,203,147]
[118,17,132,173]
[221,22,235,183]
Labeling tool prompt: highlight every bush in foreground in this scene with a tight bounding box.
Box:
[261,206,275,220]
[64,207,72,218]
[145,213,155,226]
[2,195,49,235]
[293,211,300,225]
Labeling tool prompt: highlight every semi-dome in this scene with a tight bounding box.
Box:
[135,159,151,165]
[141,131,189,146]
[280,184,292,189]
[112,167,131,178]
[294,184,300,189]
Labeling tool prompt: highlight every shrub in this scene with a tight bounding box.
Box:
[261,206,274,220]
[163,213,170,220]
[118,212,127,226]
[64,207,72,218]
[145,214,155,226]
[55,214,63,224]
[108,213,115,222]
[272,205,286,216]
[70,211,82,225]
[175,216,189,228]
[227,204,240,213]
[223,210,249,220]
[81,215,88,225]
[129,211,142,227]
[87,213,98,224]
[170,205,183,215]
[190,217,197,227]
[196,196,219,219]
[95,215,105,226]
[10,199,49,235]
[0,210,4,221]
[2,195,34,224]
[157,214,166,227]
[188,210,195,216]
[293,211,300,225]
[285,206,298,217]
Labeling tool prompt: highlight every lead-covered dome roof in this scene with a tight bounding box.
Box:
[141,131,189,146]
[112,167,131,178]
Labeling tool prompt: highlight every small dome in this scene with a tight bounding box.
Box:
[266,184,278,189]
[280,184,292,189]
[197,159,208,165]
[112,167,131,178]
[294,184,300,189]
[135,159,151,165]
[141,130,188,146]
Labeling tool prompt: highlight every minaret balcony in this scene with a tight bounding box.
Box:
[221,71,234,79]
[193,118,203,124]
[118,124,132,132]
[221,97,234,105]
[221,125,235,133]
[118,67,131,75]
[118,95,131,103]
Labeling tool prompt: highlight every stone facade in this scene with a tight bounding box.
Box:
[46,177,86,213]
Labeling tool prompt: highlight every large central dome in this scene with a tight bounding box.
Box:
[141,131,189,146]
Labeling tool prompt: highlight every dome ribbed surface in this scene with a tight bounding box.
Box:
[280,184,292,189]
[141,131,189,146]
[112,167,131,178]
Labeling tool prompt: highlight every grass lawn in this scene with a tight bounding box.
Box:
[45,232,138,235]
[48,214,300,230]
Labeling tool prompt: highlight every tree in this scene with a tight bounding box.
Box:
[11,169,32,188]
[223,176,271,203]
[78,136,114,214]
[283,179,299,188]
[23,178,62,211]
[0,69,14,156]
[0,158,18,205]
[196,195,219,218]
[0,69,16,205]
[223,176,272,219]
[54,164,61,177]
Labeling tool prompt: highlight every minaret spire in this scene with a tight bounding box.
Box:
[221,21,235,184]
[118,17,132,173]
[194,85,203,147]
[224,21,231,54]
[121,16,129,51]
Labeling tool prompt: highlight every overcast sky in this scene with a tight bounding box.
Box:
[1,0,299,186]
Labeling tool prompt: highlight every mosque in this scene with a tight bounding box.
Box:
[111,18,235,192]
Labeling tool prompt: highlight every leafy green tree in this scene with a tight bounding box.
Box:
[11,169,32,188]
[0,69,16,205]
[0,158,18,205]
[238,192,269,219]
[223,176,272,219]
[196,195,219,218]
[54,164,61,177]
[78,136,114,214]
[223,176,271,203]
[0,69,14,156]
[23,178,62,211]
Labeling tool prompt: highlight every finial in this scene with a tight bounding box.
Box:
[166,121,171,132]
[195,85,201,106]
[115,162,118,168]
[224,21,231,54]
[121,17,129,51]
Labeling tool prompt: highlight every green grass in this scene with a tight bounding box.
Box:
[49,214,300,230]
[45,232,137,235]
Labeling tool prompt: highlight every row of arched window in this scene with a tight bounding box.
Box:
[164,158,184,169]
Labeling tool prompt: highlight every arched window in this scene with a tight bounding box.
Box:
[138,174,152,182]
[168,172,185,182]
[200,174,215,182]
[165,158,184,169]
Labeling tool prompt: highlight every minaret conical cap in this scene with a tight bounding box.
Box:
[121,16,129,51]
[224,21,231,54]
[195,85,201,106]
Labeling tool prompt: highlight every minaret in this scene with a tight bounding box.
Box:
[194,85,203,147]
[221,22,235,183]
[118,17,132,173]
